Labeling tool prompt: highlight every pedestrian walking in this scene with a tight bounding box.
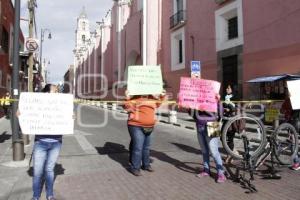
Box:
[1,92,11,119]
[18,84,61,200]
[124,90,166,176]
[191,93,227,183]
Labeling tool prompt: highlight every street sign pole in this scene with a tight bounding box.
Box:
[12,0,24,161]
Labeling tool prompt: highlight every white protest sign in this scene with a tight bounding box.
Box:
[127,65,163,95]
[287,80,300,110]
[18,92,74,135]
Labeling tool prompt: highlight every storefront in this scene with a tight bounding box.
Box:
[247,74,300,124]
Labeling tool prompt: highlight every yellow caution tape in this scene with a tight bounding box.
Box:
[1,98,284,105]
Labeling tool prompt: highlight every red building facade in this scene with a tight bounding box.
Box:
[74,0,300,100]
[0,0,26,117]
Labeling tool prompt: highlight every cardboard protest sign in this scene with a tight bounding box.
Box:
[178,77,221,112]
[287,80,300,110]
[18,92,74,135]
[127,65,163,95]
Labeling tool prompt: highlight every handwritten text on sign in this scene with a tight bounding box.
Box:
[19,93,74,135]
[127,65,163,95]
[178,78,221,112]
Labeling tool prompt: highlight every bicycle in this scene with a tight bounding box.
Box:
[221,114,299,192]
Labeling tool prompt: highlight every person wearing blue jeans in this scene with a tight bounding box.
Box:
[32,139,62,200]
[128,125,152,173]
[124,91,165,176]
[191,95,226,183]
[17,84,62,200]
[196,124,225,181]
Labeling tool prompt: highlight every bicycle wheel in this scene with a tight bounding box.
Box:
[221,114,267,160]
[274,123,299,165]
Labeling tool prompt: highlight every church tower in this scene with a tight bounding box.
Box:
[74,7,91,68]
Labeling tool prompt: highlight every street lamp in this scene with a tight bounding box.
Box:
[39,28,51,88]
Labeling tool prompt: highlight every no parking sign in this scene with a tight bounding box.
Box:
[25,38,39,52]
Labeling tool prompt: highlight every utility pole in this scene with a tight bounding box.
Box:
[23,0,36,145]
[39,28,51,90]
[12,0,24,161]
[28,0,35,92]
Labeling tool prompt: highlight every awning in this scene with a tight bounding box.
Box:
[247,74,300,83]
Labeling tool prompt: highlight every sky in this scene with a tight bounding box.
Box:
[20,0,113,84]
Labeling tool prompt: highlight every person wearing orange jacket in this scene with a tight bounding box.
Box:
[124,90,166,176]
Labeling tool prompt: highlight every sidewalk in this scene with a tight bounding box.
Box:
[0,117,32,200]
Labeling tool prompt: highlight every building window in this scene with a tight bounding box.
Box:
[1,27,9,53]
[6,75,11,91]
[0,70,2,87]
[179,39,183,63]
[137,0,143,11]
[228,16,238,40]
[222,55,238,95]
[173,0,185,14]
[82,22,86,30]
[9,24,13,64]
[176,0,183,12]
[171,27,185,71]
[215,0,243,51]
[170,0,186,29]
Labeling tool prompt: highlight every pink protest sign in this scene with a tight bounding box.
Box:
[178,77,221,112]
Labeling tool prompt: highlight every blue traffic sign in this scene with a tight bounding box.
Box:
[191,61,201,77]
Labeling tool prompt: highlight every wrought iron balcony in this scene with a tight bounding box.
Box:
[170,10,186,29]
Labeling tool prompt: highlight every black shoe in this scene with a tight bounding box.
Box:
[142,165,154,172]
[130,169,142,176]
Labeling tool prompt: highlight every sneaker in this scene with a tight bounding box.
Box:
[291,162,300,171]
[142,165,154,172]
[47,197,57,200]
[196,171,210,178]
[130,169,142,176]
[217,173,227,183]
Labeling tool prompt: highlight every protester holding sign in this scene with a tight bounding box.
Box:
[181,77,226,183]
[193,95,226,183]
[124,90,166,176]
[18,84,62,200]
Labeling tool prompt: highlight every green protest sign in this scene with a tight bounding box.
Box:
[127,65,163,95]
